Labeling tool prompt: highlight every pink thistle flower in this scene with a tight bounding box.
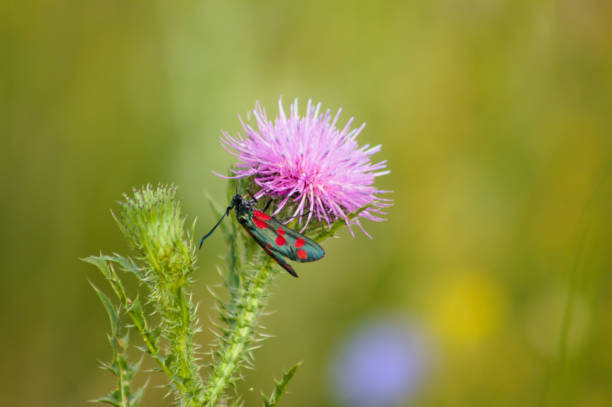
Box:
[217,98,392,237]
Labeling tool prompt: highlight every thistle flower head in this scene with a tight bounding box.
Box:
[218,98,392,237]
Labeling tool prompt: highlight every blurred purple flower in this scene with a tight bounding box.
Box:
[329,317,429,407]
[217,98,392,236]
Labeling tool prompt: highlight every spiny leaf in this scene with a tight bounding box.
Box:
[108,254,145,280]
[148,327,162,351]
[93,396,123,407]
[262,361,302,407]
[99,360,116,375]
[90,282,120,337]
[118,331,130,350]
[129,379,149,406]
[126,356,144,382]
[126,298,146,332]
[83,256,128,302]
[83,255,113,279]
[164,353,176,370]
[229,396,244,407]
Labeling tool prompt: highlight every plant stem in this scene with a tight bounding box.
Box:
[123,294,194,399]
[114,185,205,405]
[203,253,274,406]
[154,276,203,406]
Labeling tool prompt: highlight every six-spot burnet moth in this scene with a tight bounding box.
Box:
[200,194,325,277]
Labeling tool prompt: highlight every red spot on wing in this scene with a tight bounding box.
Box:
[253,210,271,221]
[297,249,307,259]
[267,243,273,249]
[295,238,305,248]
[277,227,285,235]
[276,235,286,246]
[253,217,268,229]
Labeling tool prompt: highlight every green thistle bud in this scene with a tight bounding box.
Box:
[115,184,194,279]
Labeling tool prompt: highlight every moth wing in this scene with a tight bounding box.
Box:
[262,216,325,263]
[244,227,298,277]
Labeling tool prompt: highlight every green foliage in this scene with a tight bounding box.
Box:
[203,251,275,407]
[86,185,203,406]
[118,185,203,404]
[262,362,302,407]
[89,282,146,407]
[85,183,311,407]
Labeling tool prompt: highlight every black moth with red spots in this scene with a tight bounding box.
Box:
[200,194,325,277]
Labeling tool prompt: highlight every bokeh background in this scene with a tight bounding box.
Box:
[2,1,612,406]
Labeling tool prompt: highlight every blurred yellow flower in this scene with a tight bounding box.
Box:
[426,271,506,348]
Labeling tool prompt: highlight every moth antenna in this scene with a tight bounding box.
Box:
[199,205,233,249]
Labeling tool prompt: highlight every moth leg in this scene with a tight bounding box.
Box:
[245,187,258,203]
[263,198,273,213]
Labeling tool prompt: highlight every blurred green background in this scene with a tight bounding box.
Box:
[2,1,612,406]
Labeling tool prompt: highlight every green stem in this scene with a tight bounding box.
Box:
[126,298,190,397]
[112,336,131,407]
[158,279,203,406]
[203,254,274,406]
